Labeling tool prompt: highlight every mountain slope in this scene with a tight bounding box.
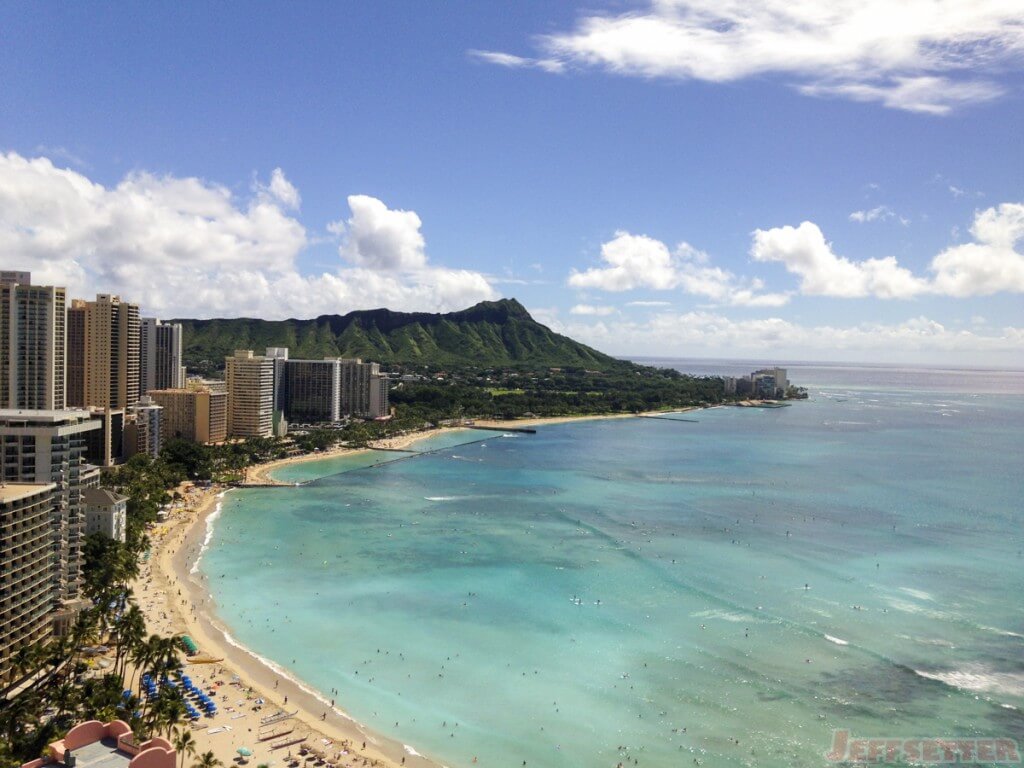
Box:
[174,299,626,373]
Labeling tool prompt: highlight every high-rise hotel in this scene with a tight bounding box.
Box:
[140,317,185,394]
[67,294,141,409]
[225,349,276,438]
[0,272,66,410]
[0,409,100,680]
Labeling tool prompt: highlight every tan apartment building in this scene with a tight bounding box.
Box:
[150,386,227,443]
[225,350,275,438]
[0,276,67,410]
[68,294,140,410]
[0,482,57,683]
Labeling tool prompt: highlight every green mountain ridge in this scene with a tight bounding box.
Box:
[174,298,627,374]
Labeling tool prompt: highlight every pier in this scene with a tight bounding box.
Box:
[640,414,699,423]
[466,425,537,434]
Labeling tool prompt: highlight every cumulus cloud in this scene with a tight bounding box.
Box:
[753,206,1024,298]
[930,203,1024,296]
[552,310,1024,363]
[568,231,790,306]
[477,0,1024,113]
[338,194,427,270]
[751,221,929,298]
[571,303,617,316]
[0,152,495,318]
[260,167,301,210]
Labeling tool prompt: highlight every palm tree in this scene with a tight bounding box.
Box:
[193,751,222,768]
[128,635,155,697]
[162,695,186,738]
[115,605,146,684]
[173,729,197,768]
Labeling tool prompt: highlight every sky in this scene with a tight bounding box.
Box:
[1,1,1022,366]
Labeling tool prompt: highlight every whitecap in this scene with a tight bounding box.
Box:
[691,609,756,623]
[914,666,1024,697]
[898,587,934,602]
[824,634,849,646]
[190,492,226,575]
[978,624,1024,639]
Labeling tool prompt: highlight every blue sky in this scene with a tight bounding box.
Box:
[1,1,1022,364]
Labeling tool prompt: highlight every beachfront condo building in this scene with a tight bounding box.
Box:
[0,409,101,637]
[0,274,67,410]
[82,487,128,543]
[370,373,390,419]
[0,482,58,683]
[225,350,275,438]
[283,358,342,423]
[125,395,163,458]
[140,318,185,394]
[150,386,227,443]
[340,358,390,419]
[67,294,141,410]
[724,367,791,399]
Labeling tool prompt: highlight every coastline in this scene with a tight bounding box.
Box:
[136,434,447,768]
[136,409,701,768]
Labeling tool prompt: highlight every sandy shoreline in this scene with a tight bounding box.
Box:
[136,442,445,768]
[135,409,701,768]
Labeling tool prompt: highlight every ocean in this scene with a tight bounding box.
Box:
[199,362,1024,767]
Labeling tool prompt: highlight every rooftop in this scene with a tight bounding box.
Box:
[82,488,128,505]
[66,737,131,768]
[0,482,56,503]
[0,409,95,423]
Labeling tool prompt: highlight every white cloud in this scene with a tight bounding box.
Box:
[551,311,1024,364]
[0,152,496,318]
[752,221,930,298]
[626,300,673,307]
[468,49,565,74]
[480,0,1024,113]
[799,75,1003,115]
[338,194,428,270]
[261,167,301,210]
[930,203,1024,296]
[569,231,790,306]
[849,206,894,223]
[754,205,1024,298]
[571,303,617,316]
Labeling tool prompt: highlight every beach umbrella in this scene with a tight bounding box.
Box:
[237,748,252,757]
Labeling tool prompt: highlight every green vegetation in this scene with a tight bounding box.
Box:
[389,364,726,421]
[175,298,627,376]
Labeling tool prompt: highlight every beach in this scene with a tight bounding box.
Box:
[135,441,448,768]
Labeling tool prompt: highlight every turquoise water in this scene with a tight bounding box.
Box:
[202,376,1024,767]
